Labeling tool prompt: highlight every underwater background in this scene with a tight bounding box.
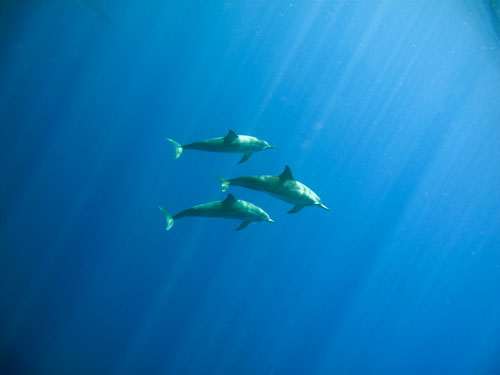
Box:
[1,0,500,373]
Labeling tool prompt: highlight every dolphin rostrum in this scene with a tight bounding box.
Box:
[167,130,275,164]
[214,166,329,214]
[159,194,275,231]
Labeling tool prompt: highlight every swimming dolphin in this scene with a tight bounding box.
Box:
[159,193,275,231]
[167,130,275,164]
[214,166,329,214]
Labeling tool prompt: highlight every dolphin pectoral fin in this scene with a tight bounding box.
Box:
[287,205,304,214]
[238,152,252,164]
[236,221,251,231]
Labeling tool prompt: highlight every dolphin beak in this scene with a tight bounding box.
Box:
[267,145,276,149]
[268,218,276,223]
[318,203,329,211]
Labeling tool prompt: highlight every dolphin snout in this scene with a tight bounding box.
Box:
[318,203,329,211]
[267,218,276,223]
[267,145,276,149]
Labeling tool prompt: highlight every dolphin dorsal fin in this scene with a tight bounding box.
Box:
[279,165,294,181]
[223,193,237,205]
[224,130,238,143]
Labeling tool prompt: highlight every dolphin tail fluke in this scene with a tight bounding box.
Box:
[167,138,183,159]
[159,206,174,230]
[213,173,230,192]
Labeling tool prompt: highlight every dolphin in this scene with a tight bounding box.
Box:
[167,130,275,164]
[214,166,329,214]
[159,193,275,231]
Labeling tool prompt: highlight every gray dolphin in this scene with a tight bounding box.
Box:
[159,193,275,231]
[214,166,329,214]
[167,130,275,164]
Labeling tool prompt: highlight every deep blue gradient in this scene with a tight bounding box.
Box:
[1,1,500,373]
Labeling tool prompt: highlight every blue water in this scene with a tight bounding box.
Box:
[1,1,500,373]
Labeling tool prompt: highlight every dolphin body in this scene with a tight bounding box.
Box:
[167,130,275,164]
[159,194,275,231]
[214,166,329,214]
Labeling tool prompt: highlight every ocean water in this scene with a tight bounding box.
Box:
[1,1,500,374]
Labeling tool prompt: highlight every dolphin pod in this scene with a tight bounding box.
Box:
[167,130,275,164]
[213,166,329,214]
[161,130,328,231]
